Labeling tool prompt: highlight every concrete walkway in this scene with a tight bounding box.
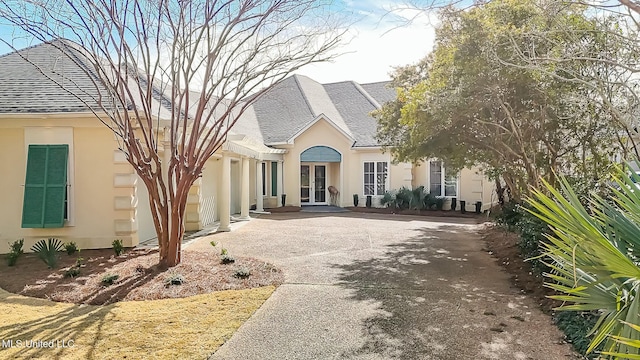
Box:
[189,212,576,360]
[301,205,350,213]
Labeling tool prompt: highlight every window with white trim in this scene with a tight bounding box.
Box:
[429,160,458,197]
[364,161,388,195]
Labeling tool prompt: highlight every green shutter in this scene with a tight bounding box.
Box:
[271,162,277,196]
[22,145,68,228]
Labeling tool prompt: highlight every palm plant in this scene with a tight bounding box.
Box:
[424,192,437,210]
[410,186,427,210]
[31,238,64,268]
[395,187,413,210]
[380,191,396,209]
[528,165,640,358]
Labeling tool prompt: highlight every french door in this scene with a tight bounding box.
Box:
[301,164,327,205]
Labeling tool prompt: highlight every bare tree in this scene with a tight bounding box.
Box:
[0,0,345,267]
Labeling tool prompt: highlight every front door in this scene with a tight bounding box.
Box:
[301,164,327,205]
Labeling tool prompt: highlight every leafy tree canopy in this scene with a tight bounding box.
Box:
[375,0,640,201]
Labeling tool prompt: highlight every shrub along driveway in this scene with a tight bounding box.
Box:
[190,212,578,360]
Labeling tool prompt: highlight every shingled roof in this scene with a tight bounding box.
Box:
[0,40,175,118]
[1,41,398,149]
[247,74,395,147]
[0,40,114,113]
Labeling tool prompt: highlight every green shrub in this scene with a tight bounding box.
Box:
[64,267,81,278]
[410,186,427,210]
[221,254,235,264]
[164,273,185,286]
[380,191,395,209]
[31,238,63,268]
[63,242,79,255]
[101,273,119,286]
[516,210,551,275]
[424,193,437,210]
[75,257,84,267]
[434,196,445,210]
[555,311,600,358]
[494,201,522,231]
[395,187,413,210]
[6,239,24,266]
[7,253,20,267]
[112,239,124,256]
[234,268,251,279]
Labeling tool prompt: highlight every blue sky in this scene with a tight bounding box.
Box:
[0,1,437,84]
[297,0,437,83]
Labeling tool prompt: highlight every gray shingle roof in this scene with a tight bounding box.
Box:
[323,81,382,147]
[1,40,399,149]
[252,75,315,144]
[0,40,112,113]
[227,101,265,142]
[360,81,396,105]
[0,40,177,119]
[294,75,352,138]
[248,75,394,147]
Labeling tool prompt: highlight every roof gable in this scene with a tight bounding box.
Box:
[248,75,394,147]
[293,75,352,138]
[287,114,355,145]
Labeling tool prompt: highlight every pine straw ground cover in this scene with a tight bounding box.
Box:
[0,247,284,358]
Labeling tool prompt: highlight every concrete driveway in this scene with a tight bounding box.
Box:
[190,212,576,360]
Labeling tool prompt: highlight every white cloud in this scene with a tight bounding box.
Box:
[295,1,438,84]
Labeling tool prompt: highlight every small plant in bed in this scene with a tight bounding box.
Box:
[101,273,119,286]
[6,238,24,266]
[221,254,235,264]
[234,267,251,279]
[64,267,81,278]
[164,273,185,287]
[112,239,124,256]
[31,238,64,268]
[63,241,79,255]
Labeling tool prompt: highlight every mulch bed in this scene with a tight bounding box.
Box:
[346,206,486,219]
[480,224,560,313]
[0,248,283,305]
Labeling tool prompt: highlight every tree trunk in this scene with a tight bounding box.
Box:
[158,176,191,268]
[495,178,505,205]
[159,210,184,268]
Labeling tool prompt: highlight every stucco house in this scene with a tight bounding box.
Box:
[0,40,495,254]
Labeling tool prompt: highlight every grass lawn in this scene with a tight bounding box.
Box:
[0,286,275,359]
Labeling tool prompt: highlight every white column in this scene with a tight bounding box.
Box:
[239,157,250,220]
[218,154,231,232]
[256,160,264,212]
[277,160,284,207]
[339,160,344,207]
